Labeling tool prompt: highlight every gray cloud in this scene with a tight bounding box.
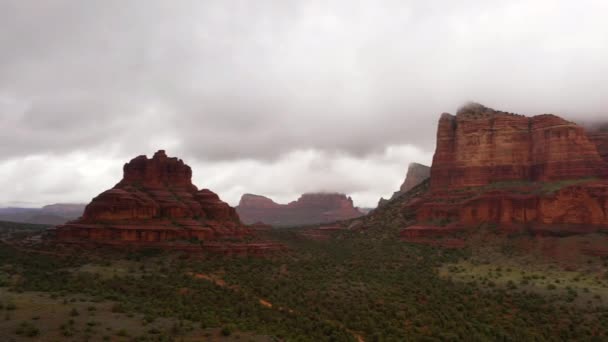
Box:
[0,0,607,207]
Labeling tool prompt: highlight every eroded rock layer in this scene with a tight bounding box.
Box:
[587,126,608,163]
[431,104,607,190]
[236,193,364,226]
[402,104,608,242]
[52,150,280,254]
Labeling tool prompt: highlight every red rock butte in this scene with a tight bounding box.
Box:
[402,104,608,242]
[432,104,607,190]
[236,193,364,226]
[50,150,285,253]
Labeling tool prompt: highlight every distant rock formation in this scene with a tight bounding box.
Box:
[400,163,431,193]
[236,193,364,226]
[0,203,85,225]
[238,194,281,210]
[357,208,374,215]
[401,104,608,242]
[41,203,86,217]
[51,150,284,254]
[378,163,430,207]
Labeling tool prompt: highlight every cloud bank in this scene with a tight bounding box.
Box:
[0,0,606,207]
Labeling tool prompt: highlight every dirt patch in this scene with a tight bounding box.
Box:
[190,273,230,288]
[258,299,273,308]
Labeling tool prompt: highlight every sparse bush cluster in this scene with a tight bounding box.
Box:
[15,321,39,337]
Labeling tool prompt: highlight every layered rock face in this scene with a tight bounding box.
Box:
[432,104,607,190]
[587,124,608,163]
[459,183,608,229]
[378,163,430,207]
[52,150,252,248]
[236,193,364,226]
[79,150,239,224]
[402,104,608,240]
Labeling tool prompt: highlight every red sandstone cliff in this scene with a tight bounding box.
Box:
[431,103,607,190]
[236,193,364,226]
[378,163,430,207]
[402,104,608,240]
[52,150,260,249]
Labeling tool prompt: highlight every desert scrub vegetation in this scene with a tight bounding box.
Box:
[1,226,608,340]
[14,321,39,337]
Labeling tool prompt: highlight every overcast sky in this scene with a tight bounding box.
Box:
[1,0,607,208]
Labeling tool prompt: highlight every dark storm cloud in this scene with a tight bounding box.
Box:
[0,0,607,206]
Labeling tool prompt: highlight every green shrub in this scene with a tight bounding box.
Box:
[15,321,40,337]
[221,324,234,336]
[111,303,126,313]
[116,329,128,337]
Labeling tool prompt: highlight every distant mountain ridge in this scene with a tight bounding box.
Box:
[0,203,85,225]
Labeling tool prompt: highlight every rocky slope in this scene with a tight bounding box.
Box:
[51,150,283,254]
[400,104,608,241]
[378,163,429,207]
[236,193,364,226]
